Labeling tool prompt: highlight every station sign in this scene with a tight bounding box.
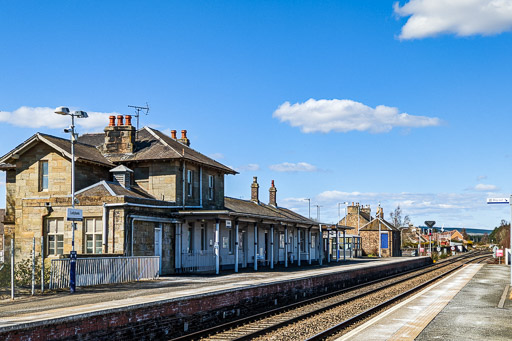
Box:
[487,198,510,204]
[497,249,504,257]
[66,208,83,222]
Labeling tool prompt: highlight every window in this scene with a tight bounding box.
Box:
[200,226,207,251]
[208,175,214,200]
[228,229,234,253]
[300,232,306,252]
[311,235,316,248]
[40,161,48,191]
[187,226,194,252]
[279,233,285,249]
[47,218,64,256]
[84,218,102,254]
[187,170,193,197]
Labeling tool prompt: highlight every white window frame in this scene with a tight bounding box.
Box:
[208,175,214,200]
[84,217,103,254]
[40,160,49,191]
[187,169,193,197]
[46,218,64,256]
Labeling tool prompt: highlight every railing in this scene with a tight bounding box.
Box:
[181,250,215,273]
[50,256,160,289]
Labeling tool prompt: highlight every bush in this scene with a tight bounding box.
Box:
[0,256,50,288]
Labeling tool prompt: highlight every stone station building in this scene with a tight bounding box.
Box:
[0,115,340,275]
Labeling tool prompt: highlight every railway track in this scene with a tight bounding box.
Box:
[171,252,491,341]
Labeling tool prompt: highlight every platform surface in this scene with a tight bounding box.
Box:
[0,257,421,330]
[338,263,511,341]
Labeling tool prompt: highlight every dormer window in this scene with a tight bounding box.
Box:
[187,170,193,197]
[40,160,48,191]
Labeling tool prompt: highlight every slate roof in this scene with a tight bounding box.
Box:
[104,127,236,174]
[76,180,156,200]
[0,133,115,167]
[224,197,317,225]
[359,217,399,231]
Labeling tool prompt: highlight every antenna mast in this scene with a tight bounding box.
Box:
[128,103,150,132]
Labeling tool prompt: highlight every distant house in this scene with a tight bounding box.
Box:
[359,206,401,257]
[339,202,371,235]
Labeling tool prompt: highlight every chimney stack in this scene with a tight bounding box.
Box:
[251,176,259,203]
[102,115,136,154]
[171,130,177,139]
[178,129,191,146]
[269,180,277,207]
[377,206,384,219]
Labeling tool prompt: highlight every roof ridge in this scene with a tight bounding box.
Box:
[143,126,183,157]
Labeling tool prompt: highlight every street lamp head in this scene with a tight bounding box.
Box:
[75,110,88,118]
[54,106,70,115]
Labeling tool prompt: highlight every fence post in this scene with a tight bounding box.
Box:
[32,238,35,295]
[41,236,44,293]
[10,239,14,300]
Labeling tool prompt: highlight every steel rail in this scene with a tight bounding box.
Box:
[170,252,486,341]
[305,254,492,341]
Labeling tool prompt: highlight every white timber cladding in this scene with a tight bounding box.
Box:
[177,219,322,271]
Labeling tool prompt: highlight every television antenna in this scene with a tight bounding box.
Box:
[128,103,150,131]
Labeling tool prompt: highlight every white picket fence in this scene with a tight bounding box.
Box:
[50,256,160,289]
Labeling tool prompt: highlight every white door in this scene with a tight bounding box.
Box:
[155,226,162,274]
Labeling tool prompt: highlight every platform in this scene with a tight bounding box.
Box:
[0,257,429,339]
[338,263,511,341]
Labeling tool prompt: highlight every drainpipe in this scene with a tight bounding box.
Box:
[199,167,203,207]
[270,224,274,269]
[254,222,258,271]
[284,225,288,268]
[297,227,301,267]
[102,203,107,253]
[319,224,323,266]
[215,218,220,275]
[182,162,186,208]
[235,220,239,273]
[308,227,312,265]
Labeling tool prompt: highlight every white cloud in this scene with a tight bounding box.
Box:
[209,153,225,160]
[394,0,512,40]
[473,183,499,191]
[280,190,501,228]
[269,162,318,172]
[0,106,118,132]
[236,164,260,172]
[477,175,488,181]
[273,99,440,133]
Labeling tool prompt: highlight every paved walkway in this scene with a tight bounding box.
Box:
[0,257,416,330]
[337,263,511,341]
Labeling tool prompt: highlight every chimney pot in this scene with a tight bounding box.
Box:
[171,130,177,139]
[109,116,115,127]
[181,130,187,138]
[117,115,124,126]
[125,115,132,126]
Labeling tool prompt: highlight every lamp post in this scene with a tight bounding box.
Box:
[304,198,311,219]
[54,107,88,293]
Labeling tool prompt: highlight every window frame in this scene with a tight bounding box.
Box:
[187,169,193,197]
[46,218,64,256]
[39,160,49,191]
[84,217,103,254]
[208,175,214,200]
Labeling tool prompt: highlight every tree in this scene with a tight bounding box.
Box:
[461,228,469,241]
[389,205,411,228]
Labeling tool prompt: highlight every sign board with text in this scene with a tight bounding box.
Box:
[487,198,510,204]
[497,249,504,257]
[66,208,83,222]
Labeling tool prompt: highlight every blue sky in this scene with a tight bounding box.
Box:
[1,0,512,229]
